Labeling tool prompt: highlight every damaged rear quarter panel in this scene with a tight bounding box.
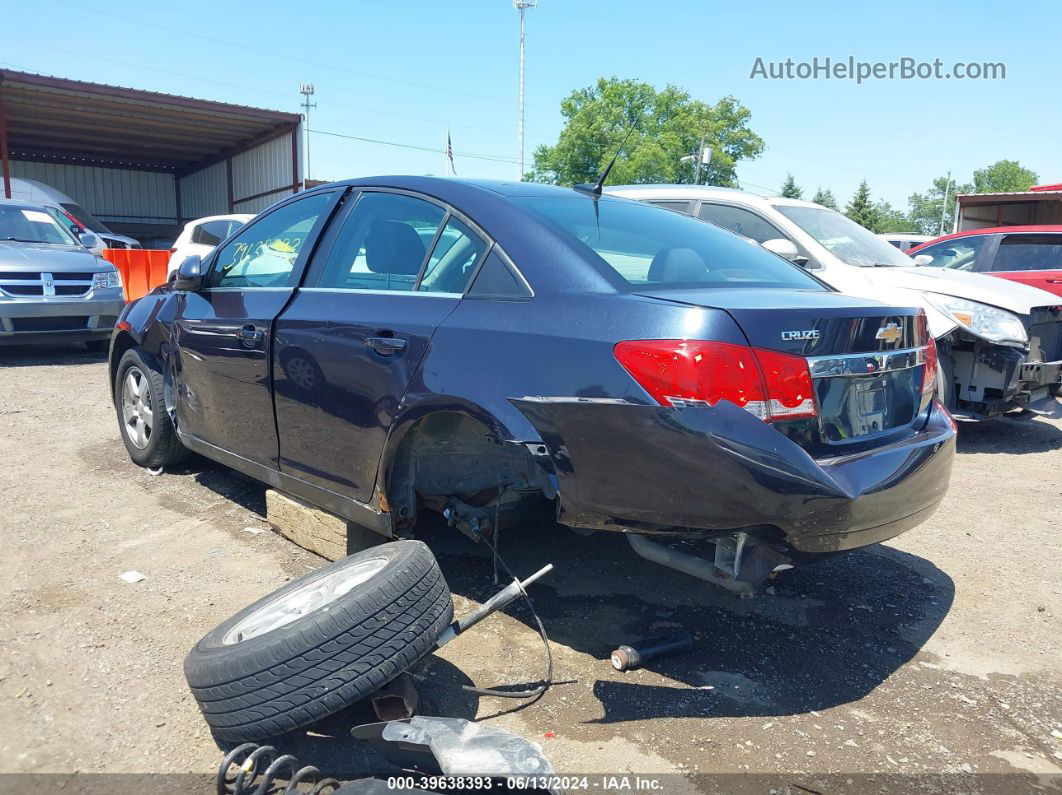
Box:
[512,397,956,552]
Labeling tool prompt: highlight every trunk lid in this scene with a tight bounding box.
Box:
[635,288,933,454]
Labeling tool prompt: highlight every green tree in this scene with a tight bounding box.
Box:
[972,160,1039,193]
[780,173,803,199]
[908,175,971,236]
[845,181,878,230]
[811,187,839,210]
[873,201,916,234]
[526,78,764,187]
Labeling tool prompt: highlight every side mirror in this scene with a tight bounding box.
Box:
[78,231,99,249]
[761,238,804,263]
[172,255,203,291]
[911,254,932,267]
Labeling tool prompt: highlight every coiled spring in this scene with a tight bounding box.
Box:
[217,743,342,795]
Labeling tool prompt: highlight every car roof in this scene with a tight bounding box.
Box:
[314,176,598,201]
[0,197,54,211]
[910,225,1062,252]
[603,184,830,211]
[185,213,255,227]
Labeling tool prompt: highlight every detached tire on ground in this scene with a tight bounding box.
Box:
[184,541,453,742]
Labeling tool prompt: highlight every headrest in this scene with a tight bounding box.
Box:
[365,221,426,275]
[647,247,707,282]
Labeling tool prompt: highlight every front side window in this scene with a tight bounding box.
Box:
[993,235,1062,271]
[912,236,989,270]
[774,204,913,267]
[208,193,333,288]
[697,203,783,244]
[315,192,445,291]
[0,205,79,246]
[515,196,825,290]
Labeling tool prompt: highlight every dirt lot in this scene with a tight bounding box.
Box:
[1,345,1060,793]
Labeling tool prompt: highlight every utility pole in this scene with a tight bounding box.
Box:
[299,83,316,187]
[514,0,536,181]
[939,170,952,235]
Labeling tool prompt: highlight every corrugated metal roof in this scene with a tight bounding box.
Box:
[957,190,1062,201]
[0,68,300,175]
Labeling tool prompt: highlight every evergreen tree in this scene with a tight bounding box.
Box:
[780,173,803,199]
[845,181,878,230]
[812,188,839,210]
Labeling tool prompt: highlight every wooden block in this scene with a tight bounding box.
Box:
[265,489,387,561]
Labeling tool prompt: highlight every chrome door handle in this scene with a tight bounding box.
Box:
[365,336,406,355]
[237,325,264,347]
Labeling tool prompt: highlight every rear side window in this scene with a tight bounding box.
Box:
[515,196,824,290]
[315,193,445,291]
[418,217,487,293]
[649,201,692,214]
[913,236,989,270]
[993,235,1062,271]
[468,250,532,299]
[697,203,783,244]
[192,219,242,247]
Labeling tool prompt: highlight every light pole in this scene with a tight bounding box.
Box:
[514,0,536,180]
[299,83,316,187]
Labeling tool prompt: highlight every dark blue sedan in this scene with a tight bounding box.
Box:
[109,177,955,592]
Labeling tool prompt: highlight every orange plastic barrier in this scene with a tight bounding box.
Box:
[101,249,172,302]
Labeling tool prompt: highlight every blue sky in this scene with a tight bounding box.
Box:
[3,0,1059,208]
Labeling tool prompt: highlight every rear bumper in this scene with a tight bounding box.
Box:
[513,397,956,555]
[0,296,125,345]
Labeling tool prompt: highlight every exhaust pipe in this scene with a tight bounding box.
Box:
[627,534,755,596]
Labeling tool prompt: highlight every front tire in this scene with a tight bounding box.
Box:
[114,348,187,468]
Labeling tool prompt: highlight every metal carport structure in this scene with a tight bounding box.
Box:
[0,69,302,245]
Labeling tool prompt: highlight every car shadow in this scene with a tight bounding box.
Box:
[0,343,107,367]
[210,656,479,780]
[415,515,954,724]
[956,413,1062,454]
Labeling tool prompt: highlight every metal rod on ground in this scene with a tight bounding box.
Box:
[434,563,554,649]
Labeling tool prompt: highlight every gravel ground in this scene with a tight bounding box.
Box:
[0,345,1059,793]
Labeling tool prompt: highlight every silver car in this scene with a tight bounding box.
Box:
[0,199,126,351]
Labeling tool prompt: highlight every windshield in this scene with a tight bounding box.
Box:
[0,205,80,245]
[60,202,112,234]
[515,196,826,291]
[774,204,913,267]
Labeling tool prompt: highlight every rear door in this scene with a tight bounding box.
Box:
[172,190,340,469]
[272,190,489,501]
[988,233,1062,295]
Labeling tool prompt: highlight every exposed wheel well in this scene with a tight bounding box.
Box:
[383,411,551,534]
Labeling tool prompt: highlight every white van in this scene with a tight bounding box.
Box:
[5,178,141,254]
[605,185,1062,419]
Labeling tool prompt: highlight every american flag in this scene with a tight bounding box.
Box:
[446,130,456,176]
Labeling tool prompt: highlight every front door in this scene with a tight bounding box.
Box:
[273,190,489,501]
[172,190,339,469]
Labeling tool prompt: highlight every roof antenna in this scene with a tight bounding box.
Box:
[574,126,635,198]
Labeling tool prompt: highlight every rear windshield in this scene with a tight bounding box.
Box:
[515,196,826,291]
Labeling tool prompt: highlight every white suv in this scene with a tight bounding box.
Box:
[167,214,253,277]
[606,185,1062,419]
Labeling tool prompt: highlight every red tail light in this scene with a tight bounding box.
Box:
[169,247,178,255]
[613,340,816,422]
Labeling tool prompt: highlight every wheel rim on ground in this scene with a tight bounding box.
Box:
[121,367,153,450]
[221,557,390,645]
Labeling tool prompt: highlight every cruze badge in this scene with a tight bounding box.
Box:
[875,322,903,344]
[780,329,820,341]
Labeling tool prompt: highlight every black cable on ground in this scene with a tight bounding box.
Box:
[460,529,554,700]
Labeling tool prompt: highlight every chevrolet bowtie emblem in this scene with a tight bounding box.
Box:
[875,322,902,344]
